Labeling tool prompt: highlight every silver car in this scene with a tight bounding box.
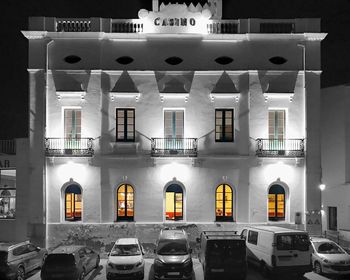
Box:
[311,237,350,276]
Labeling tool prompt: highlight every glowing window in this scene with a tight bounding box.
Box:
[117,184,134,221]
[216,184,233,221]
[65,184,82,221]
[268,184,285,221]
[116,108,135,142]
[215,109,234,142]
[165,184,183,221]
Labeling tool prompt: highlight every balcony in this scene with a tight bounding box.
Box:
[151,138,198,157]
[0,140,16,155]
[260,22,295,33]
[56,18,92,32]
[256,139,305,158]
[207,20,239,34]
[112,19,144,33]
[45,138,94,157]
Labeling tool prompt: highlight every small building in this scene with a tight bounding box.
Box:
[21,0,326,249]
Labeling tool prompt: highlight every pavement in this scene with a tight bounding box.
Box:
[26,258,341,280]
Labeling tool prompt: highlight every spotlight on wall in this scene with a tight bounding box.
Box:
[319,184,326,191]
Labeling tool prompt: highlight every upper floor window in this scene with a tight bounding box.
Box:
[215,109,233,142]
[116,109,135,142]
[64,109,81,139]
[268,110,285,140]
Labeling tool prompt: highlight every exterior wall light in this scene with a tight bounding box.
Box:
[319,184,326,191]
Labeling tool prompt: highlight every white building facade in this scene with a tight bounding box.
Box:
[22,1,326,249]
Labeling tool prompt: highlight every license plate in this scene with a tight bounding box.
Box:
[211,268,224,272]
[168,272,180,276]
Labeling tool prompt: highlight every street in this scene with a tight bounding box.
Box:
[26,259,338,280]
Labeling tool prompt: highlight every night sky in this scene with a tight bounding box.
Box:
[0,0,348,139]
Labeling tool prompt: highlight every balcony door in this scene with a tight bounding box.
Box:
[64,109,81,149]
[164,110,184,150]
[268,110,285,151]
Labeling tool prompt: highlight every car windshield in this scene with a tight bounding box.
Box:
[277,234,310,251]
[157,240,188,255]
[110,244,141,256]
[208,240,245,258]
[314,242,345,254]
[0,251,8,263]
[45,254,76,266]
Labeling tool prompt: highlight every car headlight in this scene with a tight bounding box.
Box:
[135,260,143,268]
[107,262,114,268]
[321,258,331,264]
[155,259,164,266]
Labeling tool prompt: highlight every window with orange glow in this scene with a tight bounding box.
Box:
[268,185,285,221]
[215,184,233,221]
[117,184,134,221]
[165,184,183,221]
[65,184,82,221]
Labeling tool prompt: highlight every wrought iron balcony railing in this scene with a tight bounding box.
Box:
[256,138,305,157]
[56,18,92,32]
[207,20,239,34]
[45,138,94,157]
[112,19,144,33]
[260,22,295,33]
[151,138,198,157]
[0,140,16,155]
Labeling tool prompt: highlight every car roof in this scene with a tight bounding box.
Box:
[0,241,30,251]
[310,237,335,243]
[51,245,85,254]
[159,229,187,240]
[244,226,308,234]
[115,238,139,245]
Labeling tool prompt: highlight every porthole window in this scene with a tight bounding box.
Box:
[269,56,287,65]
[116,56,134,65]
[64,55,82,64]
[215,56,234,65]
[165,56,183,65]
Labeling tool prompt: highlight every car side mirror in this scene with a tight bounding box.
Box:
[196,238,200,243]
[36,247,41,251]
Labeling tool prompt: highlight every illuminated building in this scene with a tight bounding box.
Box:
[21,0,326,248]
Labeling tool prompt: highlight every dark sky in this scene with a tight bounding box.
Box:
[0,0,348,139]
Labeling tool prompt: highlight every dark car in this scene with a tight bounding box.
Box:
[153,228,193,280]
[41,245,100,280]
[0,240,48,280]
[197,231,247,280]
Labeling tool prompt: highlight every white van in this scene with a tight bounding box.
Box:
[240,226,312,278]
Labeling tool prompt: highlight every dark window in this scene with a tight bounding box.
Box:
[27,244,37,252]
[269,56,288,65]
[65,184,82,221]
[328,207,337,231]
[117,184,134,222]
[13,245,28,256]
[248,231,258,245]
[64,55,82,64]
[116,109,135,142]
[268,185,285,221]
[116,56,134,65]
[276,234,310,251]
[215,56,234,65]
[165,56,183,65]
[215,109,234,142]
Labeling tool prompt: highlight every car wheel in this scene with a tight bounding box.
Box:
[95,256,100,268]
[79,268,85,280]
[314,261,322,275]
[15,266,25,280]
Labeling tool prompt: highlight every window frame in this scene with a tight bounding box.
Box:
[268,184,286,221]
[165,184,184,221]
[116,108,135,142]
[248,230,258,245]
[215,109,234,142]
[64,185,82,222]
[0,186,16,220]
[116,184,134,222]
[215,184,234,222]
[328,206,337,231]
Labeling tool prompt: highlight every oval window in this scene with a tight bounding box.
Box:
[215,56,234,65]
[116,56,134,65]
[64,55,82,64]
[269,56,288,65]
[165,56,183,65]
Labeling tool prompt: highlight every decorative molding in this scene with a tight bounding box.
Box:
[210,92,240,102]
[109,92,140,102]
[21,31,47,39]
[56,91,86,100]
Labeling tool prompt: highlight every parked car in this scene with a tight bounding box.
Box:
[153,228,193,280]
[197,231,247,280]
[106,238,145,280]
[41,245,100,280]
[240,226,312,278]
[0,240,47,280]
[310,237,350,276]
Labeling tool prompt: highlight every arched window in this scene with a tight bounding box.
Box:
[216,184,233,221]
[165,184,183,221]
[65,185,82,221]
[268,184,285,221]
[117,184,134,221]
